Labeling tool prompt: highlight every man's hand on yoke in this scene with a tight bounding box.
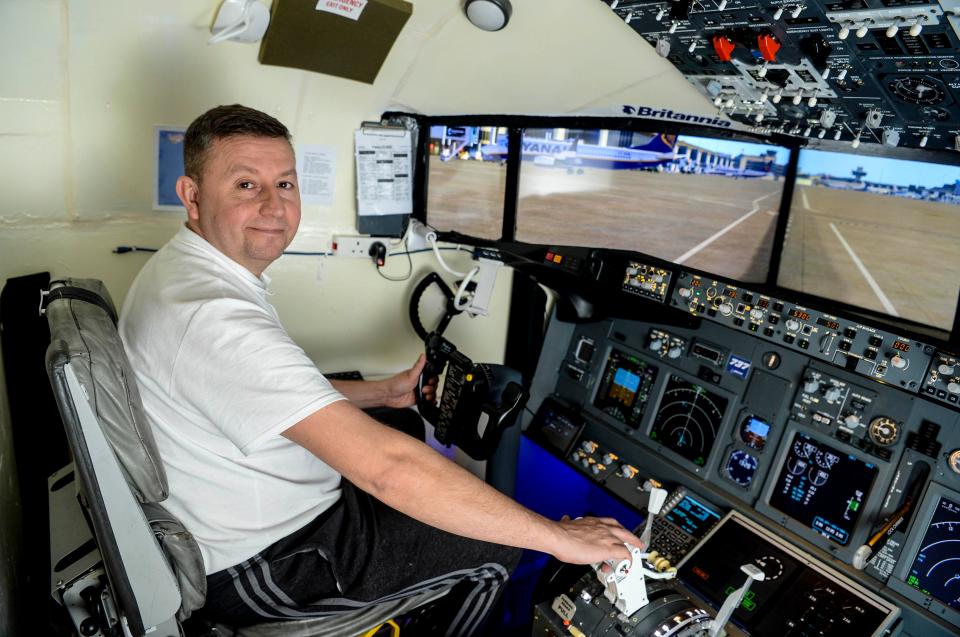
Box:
[379,353,437,409]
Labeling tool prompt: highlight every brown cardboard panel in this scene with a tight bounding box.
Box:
[259,0,413,84]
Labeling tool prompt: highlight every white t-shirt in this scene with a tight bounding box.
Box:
[119,225,346,574]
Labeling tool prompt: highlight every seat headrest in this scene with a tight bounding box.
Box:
[45,278,168,503]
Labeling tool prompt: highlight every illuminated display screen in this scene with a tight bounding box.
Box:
[817,317,840,330]
[679,516,891,635]
[515,128,789,282]
[740,415,771,450]
[664,495,722,539]
[593,349,658,429]
[649,374,728,466]
[789,309,811,322]
[906,495,960,609]
[769,432,877,546]
[779,148,960,333]
[426,125,508,239]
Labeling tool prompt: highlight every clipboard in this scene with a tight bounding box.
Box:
[355,121,412,236]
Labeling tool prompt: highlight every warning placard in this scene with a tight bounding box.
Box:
[316,0,368,20]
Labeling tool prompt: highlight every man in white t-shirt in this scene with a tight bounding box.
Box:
[120,104,641,634]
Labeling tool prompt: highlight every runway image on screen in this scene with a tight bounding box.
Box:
[426,125,508,239]
[779,148,960,332]
[514,128,789,282]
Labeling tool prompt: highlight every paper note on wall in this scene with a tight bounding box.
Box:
[297,145,337,205]
[354,127,412,216]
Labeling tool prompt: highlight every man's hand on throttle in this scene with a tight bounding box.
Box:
[380,354,438,409]
[548,515,644,565]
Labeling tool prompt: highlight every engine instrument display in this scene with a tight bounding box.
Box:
[648,375,728,467]
[906,495,960,610]
[769,432,878,546]
[593,349,657,429]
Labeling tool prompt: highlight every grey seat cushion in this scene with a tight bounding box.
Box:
[45,278,168,503]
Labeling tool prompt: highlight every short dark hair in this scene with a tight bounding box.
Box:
[183,104,292,182]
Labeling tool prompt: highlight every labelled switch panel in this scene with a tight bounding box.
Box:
[646,328,688,361]
[921,351,960,407]
[622,260,673,303]
[670,271,934,392]
[604,0,960,150]
[791,366,896,460]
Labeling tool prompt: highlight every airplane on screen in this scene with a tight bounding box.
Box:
[475,133,679,172]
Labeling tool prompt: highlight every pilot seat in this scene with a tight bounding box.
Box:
[42,278,448,637]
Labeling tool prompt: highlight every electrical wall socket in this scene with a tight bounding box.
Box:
[332,235,388,258]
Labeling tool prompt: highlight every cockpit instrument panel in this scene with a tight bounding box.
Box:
[768,431,878,546]
[603,0,960,151]
[593,348,658,429]
[679,512,901,636]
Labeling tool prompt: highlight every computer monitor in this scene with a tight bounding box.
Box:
[425,124,509,240]
[514,127,792,283]
[778,147,960,333]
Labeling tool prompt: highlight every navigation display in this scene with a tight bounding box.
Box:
[593,349,658,428]
[769,432,878,546]
[426,125,508,239]
[778,148,960,332]
[648,374,728,466]
[515,127,790,282]
[906,495,960,610]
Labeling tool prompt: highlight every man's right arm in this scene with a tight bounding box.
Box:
[283,400,641,564]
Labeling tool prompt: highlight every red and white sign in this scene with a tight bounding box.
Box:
[316,0,368,21]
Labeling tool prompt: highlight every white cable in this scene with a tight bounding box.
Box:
[453,266,481,312]
[428,232,471,278]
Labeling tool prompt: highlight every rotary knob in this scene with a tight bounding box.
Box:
[890,354,907,369]
[590,463,603,475]
[824,386,842,402]
[719,302,734,316]
[581,440,598,453]
[602,452,618,465]
[750,308,764,321]
[678,287,692,298]
[868,416,899,446]
[843,413,862,429]
[649,338,664,352]
[641,280,657,291]
[948,382,960,395]
[619,464,638,479]
[938,363,955,375]
[803,378,821,394]
[785,318,801,332]
[581,457,591,469]
[668,345,683,359]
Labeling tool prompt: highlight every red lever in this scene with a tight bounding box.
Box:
[758,34,781,62]
[712,35,736,62]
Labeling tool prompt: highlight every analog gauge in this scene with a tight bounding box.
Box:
[809,466,830,487]
[868,416,900,446]
[886,75,947,105]
[793,439,818,459]
[815,450,840,470]
[948,449,960,475]
[725,450,759,487]
[753,555,784,581]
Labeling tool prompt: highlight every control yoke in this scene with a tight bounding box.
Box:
[417,332,528,460]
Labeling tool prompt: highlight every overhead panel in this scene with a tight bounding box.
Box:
[603,0,960,151]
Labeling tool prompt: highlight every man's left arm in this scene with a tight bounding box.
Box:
[328,354,436,409]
